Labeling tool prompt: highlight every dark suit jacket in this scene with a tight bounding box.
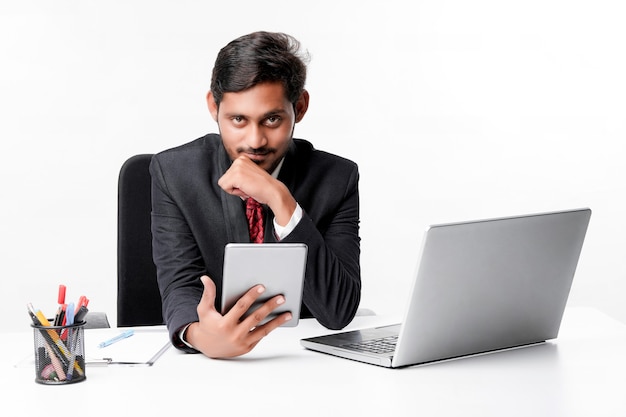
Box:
[150,134,361,351]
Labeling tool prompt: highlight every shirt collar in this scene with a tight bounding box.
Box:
[271,157,285,179]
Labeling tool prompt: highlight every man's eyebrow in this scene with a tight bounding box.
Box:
[259,108,290,119]
[263,108,288,116]
[222,108,289,119]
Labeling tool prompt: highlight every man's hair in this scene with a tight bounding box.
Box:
[210,31,309,106]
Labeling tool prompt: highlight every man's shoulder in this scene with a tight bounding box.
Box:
[292,138,358,170]
[151,134,224,173]
[155,133,221,158]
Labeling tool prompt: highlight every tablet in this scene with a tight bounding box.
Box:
[220,243,308,327]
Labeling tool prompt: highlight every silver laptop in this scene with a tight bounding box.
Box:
[301,208,592,368]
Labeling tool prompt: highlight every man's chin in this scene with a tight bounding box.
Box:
[243,154,273,170]
[247,156,268,167]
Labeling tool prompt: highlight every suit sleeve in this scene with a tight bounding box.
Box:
[149,156,204,352]
[280,164,361,330]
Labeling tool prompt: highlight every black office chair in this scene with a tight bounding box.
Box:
[117,154,164,327]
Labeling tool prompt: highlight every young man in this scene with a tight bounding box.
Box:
[150,31,361,358]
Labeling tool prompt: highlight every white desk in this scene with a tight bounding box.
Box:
[4,307,626,416]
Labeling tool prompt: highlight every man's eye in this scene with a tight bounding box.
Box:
[265,116,281,126]
[232,116,245,124]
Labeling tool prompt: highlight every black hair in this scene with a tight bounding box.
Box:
[210,31,309,106]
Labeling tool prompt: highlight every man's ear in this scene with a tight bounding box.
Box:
[206,91,219,121]
[294,90,310,123]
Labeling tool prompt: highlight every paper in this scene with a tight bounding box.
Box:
[86,327,171,366]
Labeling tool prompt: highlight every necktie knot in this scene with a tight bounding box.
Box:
[245,197,264,243]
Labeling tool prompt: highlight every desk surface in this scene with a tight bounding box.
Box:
[4,307,626,416]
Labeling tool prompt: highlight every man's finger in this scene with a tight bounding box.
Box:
[197,275,217,316]
[226,284,266,322]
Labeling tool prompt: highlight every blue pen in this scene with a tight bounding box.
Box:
[65,302,75,326]
[98,330,134,348]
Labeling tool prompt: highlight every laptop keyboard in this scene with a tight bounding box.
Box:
[342,335,398,355]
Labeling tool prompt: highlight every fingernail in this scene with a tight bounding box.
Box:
[257,286,265,294]
[276,296,285,305]
[284,313,292,321]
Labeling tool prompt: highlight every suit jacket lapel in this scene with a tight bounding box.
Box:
[277,141,300,196]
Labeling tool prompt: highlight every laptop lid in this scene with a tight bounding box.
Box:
[301,208,591,368]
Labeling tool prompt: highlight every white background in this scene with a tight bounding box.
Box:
[1,1,624,331]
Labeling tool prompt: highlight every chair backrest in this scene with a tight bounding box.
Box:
[117,154,164,326]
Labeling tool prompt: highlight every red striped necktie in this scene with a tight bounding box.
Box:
[245,197,264,243]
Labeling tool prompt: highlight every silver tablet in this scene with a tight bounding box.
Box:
[221,243,308,327]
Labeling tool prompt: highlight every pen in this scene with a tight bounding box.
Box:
[66,326,79,381]
[44,340,67,381]
[53,305,65,326]
[76,295,89,310]
[55,285,67,326]
[74,305,89,323]
[98,330,134,348]
[65,302,75,326]
[60,303,73,341]
[58,284,66,305]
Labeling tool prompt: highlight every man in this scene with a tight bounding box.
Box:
[150,31,361,359]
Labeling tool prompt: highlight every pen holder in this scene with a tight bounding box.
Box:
[32,321,86,385]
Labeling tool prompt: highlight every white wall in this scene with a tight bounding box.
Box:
[2,1,625,332]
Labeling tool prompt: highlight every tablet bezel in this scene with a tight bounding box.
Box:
[220,243,308,327]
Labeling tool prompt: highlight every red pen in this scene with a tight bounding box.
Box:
[55,284,67,326]
[73,295,90,324]
[57,285,66,305]
[76,295,89,310]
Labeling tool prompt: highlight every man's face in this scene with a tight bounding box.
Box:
[211,82,299,174]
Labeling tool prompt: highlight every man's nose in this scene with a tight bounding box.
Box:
[246,125,268,149]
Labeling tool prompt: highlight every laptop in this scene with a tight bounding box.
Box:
[301,208,592,368]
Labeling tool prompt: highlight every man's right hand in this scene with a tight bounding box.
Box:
[185,275,293,358]
[218,156,297,227]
